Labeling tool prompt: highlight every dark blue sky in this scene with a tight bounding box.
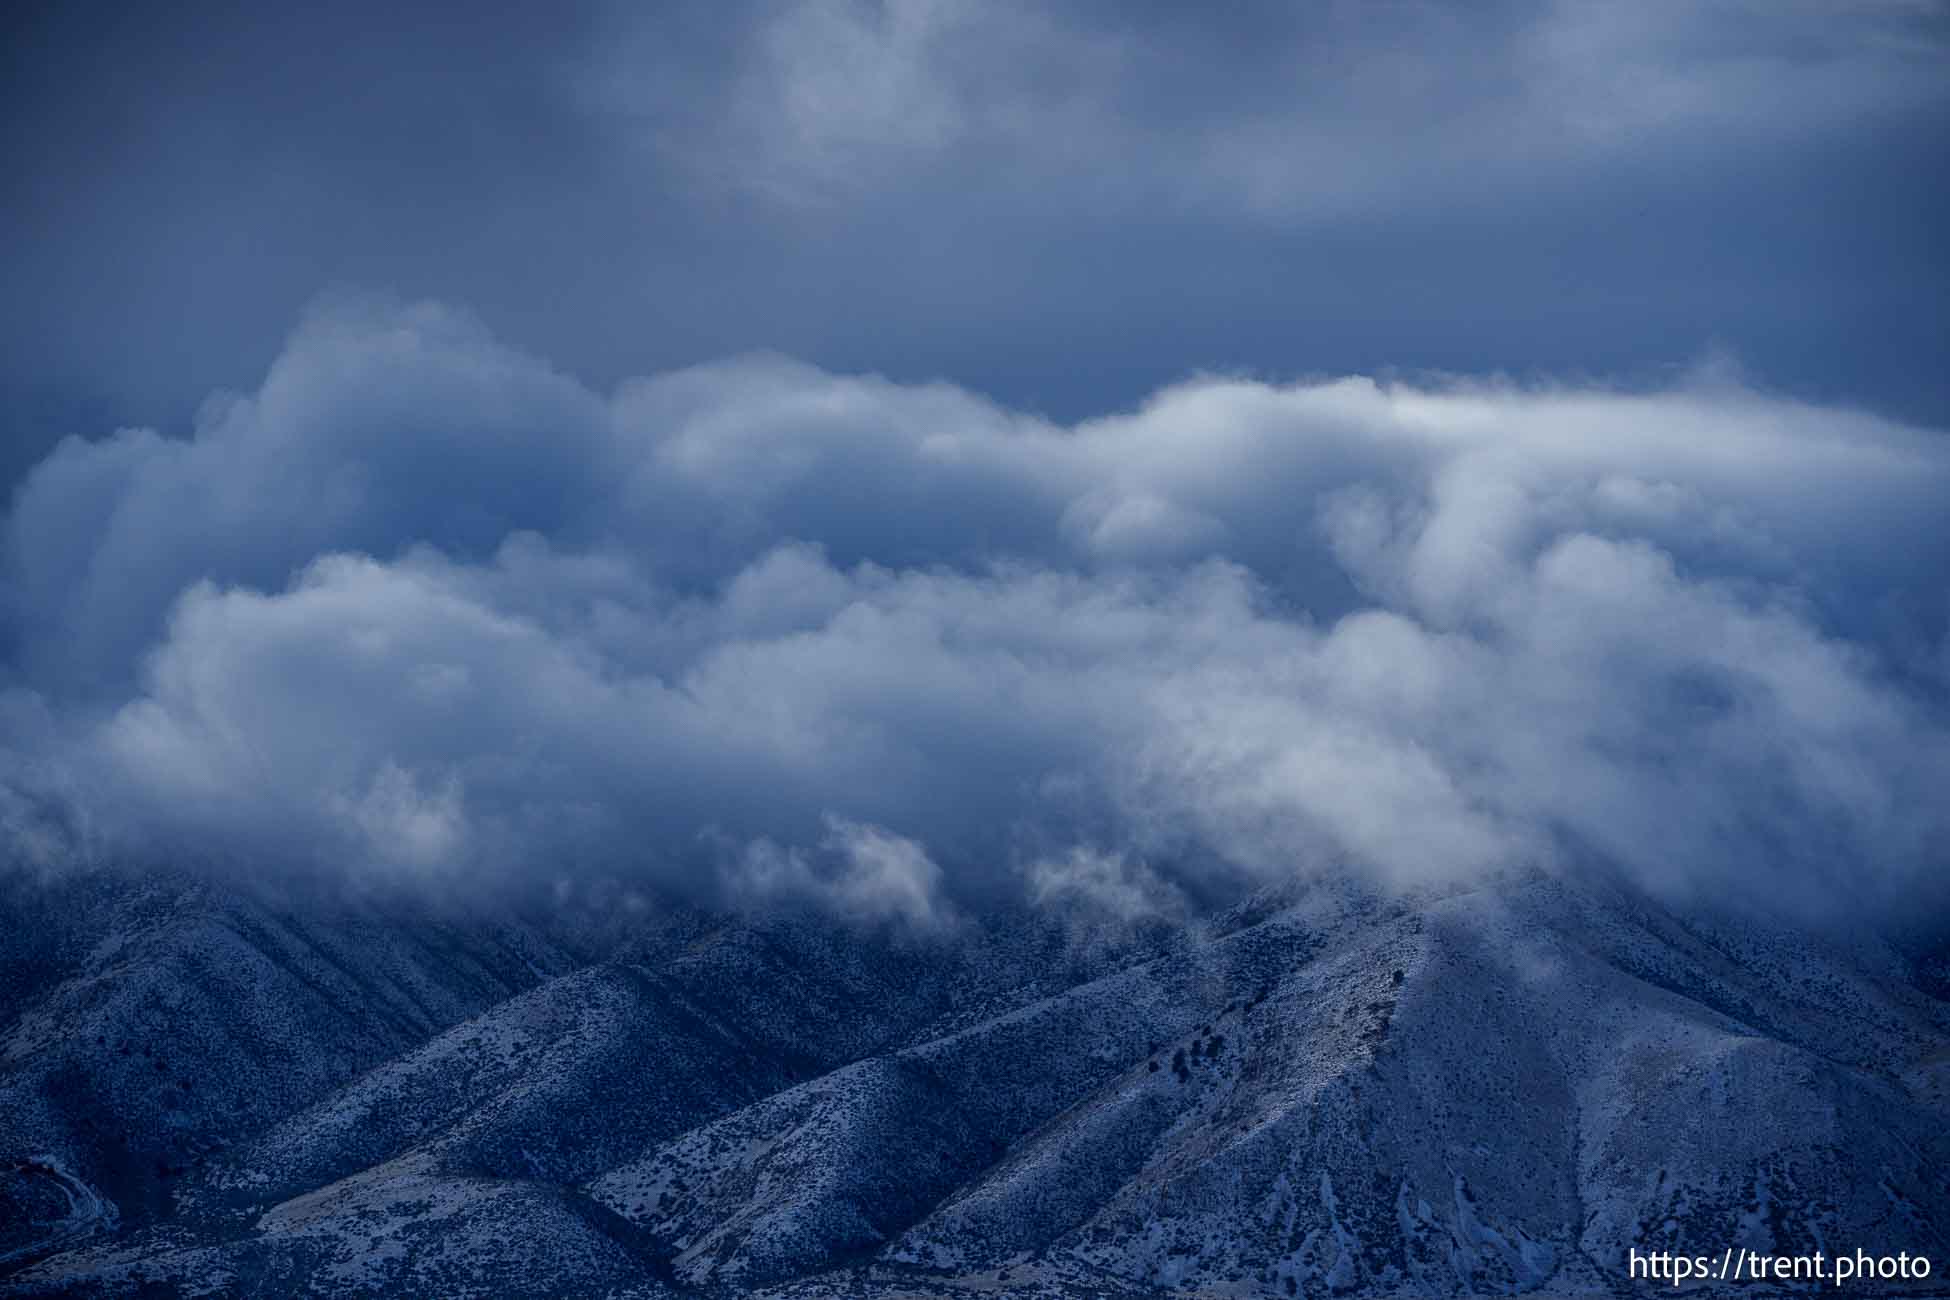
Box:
[4,0,1946,491]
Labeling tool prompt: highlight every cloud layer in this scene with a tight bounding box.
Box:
[7,0,1947,472]
[593,0,1950,215]
[4,298,1947,925]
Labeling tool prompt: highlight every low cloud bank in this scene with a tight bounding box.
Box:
[4,299,1946,926]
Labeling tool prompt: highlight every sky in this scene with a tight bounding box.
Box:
[2,1,1948,928]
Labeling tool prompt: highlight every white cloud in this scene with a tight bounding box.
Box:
[730,817,954,933]
[1026,848,1189,927]
[3,298,1946,920]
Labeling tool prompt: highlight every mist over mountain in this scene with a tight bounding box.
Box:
[1,303,1945,1295]
[5,1,1949,1295]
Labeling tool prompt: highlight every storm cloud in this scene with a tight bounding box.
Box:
[4,0,1947,475]
[4,298,1945,924]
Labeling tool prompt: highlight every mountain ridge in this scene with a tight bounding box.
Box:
[3,865,1946,1297]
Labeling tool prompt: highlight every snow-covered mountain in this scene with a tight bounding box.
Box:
[3,866,1945,1297]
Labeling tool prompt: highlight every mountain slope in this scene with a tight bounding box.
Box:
[3,868,1946,1297]
[0,869,591,1244]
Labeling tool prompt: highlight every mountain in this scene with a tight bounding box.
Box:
[3,865,1946,1297]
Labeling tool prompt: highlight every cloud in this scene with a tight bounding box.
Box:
[8,0,1946,491]
[585,0,1950,217]
[731,817,955,934]
[1026,848,1190,928]
[3,298,1946,925]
